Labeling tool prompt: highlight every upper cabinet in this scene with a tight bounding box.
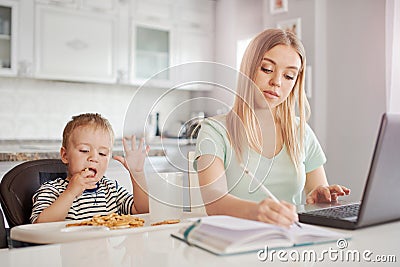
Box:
[129,0,215,86]
[129,0,176,83]
[133,25,171,81]
[0,0,18,76]
[34,4,117,83]
[174,0,215,64]
[1,0,215,88]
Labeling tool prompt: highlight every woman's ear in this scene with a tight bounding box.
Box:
[60,147,68,164]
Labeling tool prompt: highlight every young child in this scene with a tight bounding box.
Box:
[30,113,149,223]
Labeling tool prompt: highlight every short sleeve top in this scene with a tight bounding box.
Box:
[194,115,326,205]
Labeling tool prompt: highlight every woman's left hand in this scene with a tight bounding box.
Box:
[306,184,350,204]
[113,135,150,173]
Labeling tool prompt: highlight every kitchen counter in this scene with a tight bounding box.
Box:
[0,138,194,162]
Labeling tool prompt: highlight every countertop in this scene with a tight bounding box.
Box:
[2,219,400,266]
[0,138,195,161]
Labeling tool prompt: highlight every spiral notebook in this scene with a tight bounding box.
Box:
[171,215,349,255]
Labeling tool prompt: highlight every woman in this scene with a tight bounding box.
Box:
[194,29,350,228]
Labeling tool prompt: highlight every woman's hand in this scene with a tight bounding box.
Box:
[114,135,150,173]
[306,184,350,204]
[255,198,299,228]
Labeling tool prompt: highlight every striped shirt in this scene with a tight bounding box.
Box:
[30,177,134,223]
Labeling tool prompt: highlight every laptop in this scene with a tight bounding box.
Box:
[298,113,400,230]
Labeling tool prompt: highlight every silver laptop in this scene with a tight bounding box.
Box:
[298,113,400,229]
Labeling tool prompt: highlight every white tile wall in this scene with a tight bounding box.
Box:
[0,77,191,139]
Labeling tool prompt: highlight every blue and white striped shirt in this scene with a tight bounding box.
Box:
[30,177,134,223]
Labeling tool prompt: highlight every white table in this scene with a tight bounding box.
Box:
[1,220,399,267]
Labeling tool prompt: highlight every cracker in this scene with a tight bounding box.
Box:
[151,219,180,226]
[66,213,145,230]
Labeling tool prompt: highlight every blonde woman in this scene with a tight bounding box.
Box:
[194,29,350,228]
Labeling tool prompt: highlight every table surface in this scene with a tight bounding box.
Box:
[1,219,399,267]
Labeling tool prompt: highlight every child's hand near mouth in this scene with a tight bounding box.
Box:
[67,168,99,196]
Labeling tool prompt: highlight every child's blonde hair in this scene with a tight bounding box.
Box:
[62,113,115,148]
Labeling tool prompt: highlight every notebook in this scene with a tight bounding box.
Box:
[298,113,400,229]
[171,215,349,255]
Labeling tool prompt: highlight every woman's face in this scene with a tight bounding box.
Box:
[254,44,301,110]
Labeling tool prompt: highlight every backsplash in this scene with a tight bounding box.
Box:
[0,77,191,140]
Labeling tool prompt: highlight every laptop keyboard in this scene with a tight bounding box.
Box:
[305,203,360,219]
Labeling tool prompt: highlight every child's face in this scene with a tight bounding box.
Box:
[60,125,112,181]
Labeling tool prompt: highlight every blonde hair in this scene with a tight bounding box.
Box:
[62,113,115,148]
[226,28,310,174]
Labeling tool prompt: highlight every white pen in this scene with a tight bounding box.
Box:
[240,163,302,228]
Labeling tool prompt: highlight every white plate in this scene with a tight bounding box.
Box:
[10,213,192,244]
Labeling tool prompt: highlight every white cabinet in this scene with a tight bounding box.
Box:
[35,5,117,83]
[0,0,18,76]
[129,0,215,87]
[8,0,215,86]
[176,31,214,64]
[129,0,174,84]
[173,0,215,65]
[130,22,172,84]
[132,0,173,25]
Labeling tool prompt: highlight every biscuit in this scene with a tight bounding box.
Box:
[66,213,145,229]
[151,219,180,226]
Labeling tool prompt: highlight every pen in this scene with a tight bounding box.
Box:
[240,164,302,228]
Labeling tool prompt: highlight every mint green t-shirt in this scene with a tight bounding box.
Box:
[194,115,326,205]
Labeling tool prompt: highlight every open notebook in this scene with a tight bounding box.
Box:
[171,215,349,255]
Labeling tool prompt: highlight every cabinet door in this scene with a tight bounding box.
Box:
[174,30,214,91]
[174,0,215,32]
[130,22,172,84]
[176,31,214,64]
[0,0,18,76]
[35,5,116,83]
[172,0,215,91]
[132,0,173,26]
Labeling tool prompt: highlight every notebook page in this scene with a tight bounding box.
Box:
[287,223,347,244]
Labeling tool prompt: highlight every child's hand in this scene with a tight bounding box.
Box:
[114,135,150,173]
[66,168,98,197]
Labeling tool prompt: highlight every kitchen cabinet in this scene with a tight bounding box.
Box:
[129,0,215,87]
[129,0,173,84]
[173,0,215,64]
[5,0,215,86]
[132,0,173,26]
[34,5,117,83]
[131,23,172,83]
[176,30,214,64]
[0,0,17,76]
